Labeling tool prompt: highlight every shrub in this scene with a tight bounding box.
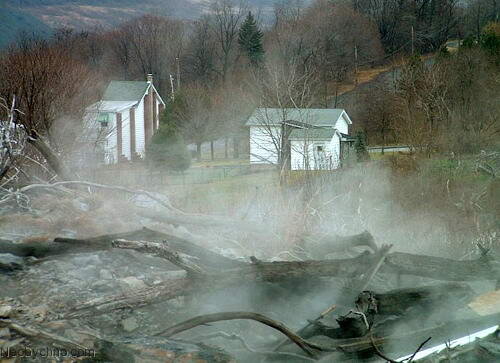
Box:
[146,126,191,173]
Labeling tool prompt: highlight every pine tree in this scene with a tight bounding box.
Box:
[146,111,191,173]
[354,131,370,162]
[238,12,264,66]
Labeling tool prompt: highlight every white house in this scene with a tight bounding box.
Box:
[245,108,352,170]
[87,74,165,164]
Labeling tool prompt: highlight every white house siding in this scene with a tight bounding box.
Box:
[135,99,146,157]
[291,140,310,170]
[328,134,341,169]
[121,109,131,160]
[105,113,117,164]
[335,114,349,135]
[290,134,341,170]
[249,126,281,165]
[156,95,163,129]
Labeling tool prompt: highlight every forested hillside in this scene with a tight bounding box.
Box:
[1,0,294,48]
[0,4,52,48]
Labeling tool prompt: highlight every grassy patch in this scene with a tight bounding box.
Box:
[191,158,250,168]
[167,169,278,214]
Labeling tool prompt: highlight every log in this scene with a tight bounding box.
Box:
[383,252,500,281]
[301,230,378,258]
[0,240,77,259]
[308,282,476,342]
[112,239,207,275]
[54,228,244,270]
[63,243,489,320]
[0,228,243,271]
[274,245,392,351]
[4,229,497,283]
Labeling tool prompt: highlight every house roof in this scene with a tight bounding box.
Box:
[102,81,150,102]
[100,80,167,109]
[245,108,351,127]
[289,128,337,140]
[89,101,138,113]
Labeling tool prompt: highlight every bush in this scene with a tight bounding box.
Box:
[146,127,191,172]
[354,131,370,162]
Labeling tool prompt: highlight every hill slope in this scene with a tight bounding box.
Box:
[0,5,52,48]
[0,0,284,48]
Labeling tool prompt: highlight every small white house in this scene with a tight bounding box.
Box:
[87,74,165,164]
[245,108,352,170]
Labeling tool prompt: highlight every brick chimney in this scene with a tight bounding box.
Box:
[147,73,153,83]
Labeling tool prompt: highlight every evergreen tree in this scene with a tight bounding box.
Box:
[146,111,191,173]
[238,12,264,66]
[481,23,500,57]
[354,131,370,162]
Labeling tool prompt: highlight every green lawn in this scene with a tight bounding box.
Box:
[167,169,278,214]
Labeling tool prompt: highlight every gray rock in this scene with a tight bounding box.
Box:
[479,341,500,356]
[0,253,24,271]
[0,328,10,338]
[121,317,139,332]
[91,280,118,294]
[99,269,113,280]
[72,198,91,212]
[60,229,77,238]
[0,305,13,318]
[119,276,147,290]
[70,254,101,267]
[130,192,170,211]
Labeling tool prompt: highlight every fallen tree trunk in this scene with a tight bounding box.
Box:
[313,283,476,340]
[6,229,496,282]
[61,240,498,320]
[28,135,75,181]
[0,228,243,270]
[301,230,378,257]
[6,227,496,282]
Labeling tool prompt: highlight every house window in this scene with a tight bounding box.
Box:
[97,112,110,128]
[316,145,324,152]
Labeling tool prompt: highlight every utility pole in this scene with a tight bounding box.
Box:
[169,74,175,101]
[354,45,358,86]
[176,57,181,91]
[411,26,415,55]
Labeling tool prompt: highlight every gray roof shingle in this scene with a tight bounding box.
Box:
[245,108,346,127]
[102,81,150,102]
[289,128,336,140]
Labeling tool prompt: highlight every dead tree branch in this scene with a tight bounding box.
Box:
[0,180,175,211]
[0,319,90,351]
[155,311,334,358]
[191,331,317,361]
[111,239,206,275]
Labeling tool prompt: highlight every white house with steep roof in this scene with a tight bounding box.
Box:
[245,108,353,170]
[87,74,165,164]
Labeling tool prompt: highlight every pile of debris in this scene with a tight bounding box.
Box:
[0,181,499,362]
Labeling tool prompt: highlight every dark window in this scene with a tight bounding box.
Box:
[316,145,324,152]
[97,112,110,128]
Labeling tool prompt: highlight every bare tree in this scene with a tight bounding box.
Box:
[210,0,247,83]
[0,95,27,186]
[0,34,99,180]
[184,16,217,83]
[247,55,320,177]
[358,85,400,150]
[108,15,185,95]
